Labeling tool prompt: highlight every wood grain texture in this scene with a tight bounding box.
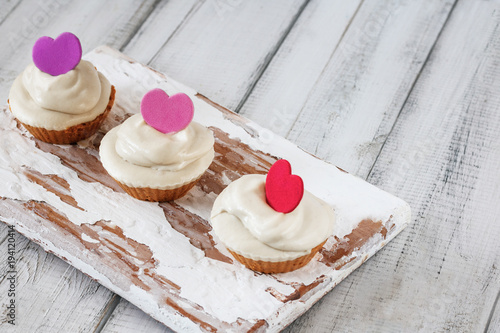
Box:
[284,0,500,331]
[0,47,410,332]
[241,0,455,178]
[0,0,496,331]
[122,0,203,63]
[1,1,316,331]
[0,0,157,101]
[0,0,21,24]
[486,291,500,333]
[0,226,115,332]
[0,1,158,332]
[102,299,173,333]
[238,0,361,128]
[145,0,309,110]
[100,2,362,328]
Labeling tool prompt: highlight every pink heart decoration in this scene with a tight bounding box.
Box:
[265,159,304,213]
[32,32,82,76]
[140,89,194,134]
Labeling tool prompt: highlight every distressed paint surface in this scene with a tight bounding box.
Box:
[0,0,497,332]
[0,47,409,332]
[0,1,162,332]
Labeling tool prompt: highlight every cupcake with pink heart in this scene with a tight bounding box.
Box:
[210,159,335,273]
[99,88,214,202]
[8,32,115,144]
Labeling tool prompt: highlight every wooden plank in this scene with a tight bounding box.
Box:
[107,4,312,328]
[240,0,455,178]
[0,0,157,101]
[285,0,500,331]
[0,1,159,331]
[238,0,361,126]
[0,0,21,24]
[122,0,203,64]
[98,1,300,328]
[102,299,173,333]
[0,225,116,332]
[142,0,309,110]
[102,2,361,329]
[486,291,500,333]
[0,46,410,332]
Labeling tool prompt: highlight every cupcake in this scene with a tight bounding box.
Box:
[211,159,335,273]
[8,32,115,144]
[99,88,215,201]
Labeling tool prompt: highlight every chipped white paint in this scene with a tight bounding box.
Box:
[0,47,410,332]
[0,2,164,332]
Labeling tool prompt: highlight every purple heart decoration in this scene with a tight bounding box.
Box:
[141,89,194,134]
[32,32,82,76]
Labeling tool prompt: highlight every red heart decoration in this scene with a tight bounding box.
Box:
[140,89,194,134]
[265,159,304,213]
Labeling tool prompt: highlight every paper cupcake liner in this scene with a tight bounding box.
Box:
[10,85,116,144]
[227,240,327,274]
[115,177,200,202]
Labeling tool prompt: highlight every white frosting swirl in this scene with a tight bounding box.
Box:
[211,174,335,260]
[115,114,214,171]
[8,61,111,130]
[99,114,215,189]
[22,61,101,114]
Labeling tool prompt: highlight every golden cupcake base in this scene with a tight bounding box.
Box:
[228,240,327,274]
[114,177,200,202]
[10,85,116,144]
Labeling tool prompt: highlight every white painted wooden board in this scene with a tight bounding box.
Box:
[0,0,157,102]
[143,0,309,110]
[0,1,161,332]
[0,230,114,332]
[0,0,21,23]
[0,1,496,332]
[238,0,362,123]
[0,1,354,331]
[122,0,203,64]
[488,298,500,333]
[103,299,173,333]
[104,0,446,330]
[0,46,410,332]
[102,0,364,330]
[240,0,455,176]
[286,0,500,332]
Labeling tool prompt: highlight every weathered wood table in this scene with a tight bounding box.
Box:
[0,0,499,332]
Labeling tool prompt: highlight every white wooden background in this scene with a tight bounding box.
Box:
[0,0,499,332]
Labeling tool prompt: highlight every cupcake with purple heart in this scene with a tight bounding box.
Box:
[99,88,214,201]
[8,32,115,144]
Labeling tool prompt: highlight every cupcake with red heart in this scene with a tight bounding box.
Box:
[99,88,214,202]
[210,159,335,273]
[8,32,115,144]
